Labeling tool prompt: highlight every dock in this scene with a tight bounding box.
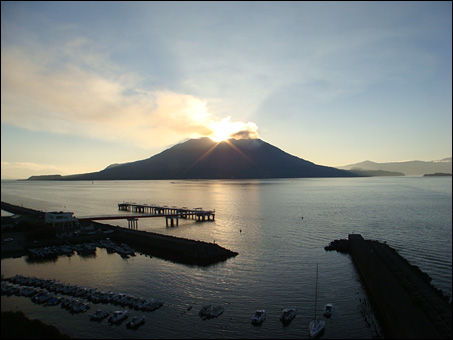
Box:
[78,203,215,228]
[348,234,451,339]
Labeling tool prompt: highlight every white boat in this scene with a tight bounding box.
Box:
[251,310,266,325]
[280,307,296,324]
[309,317,326,339]
[90,310,110,321]
[108,310,128,324]
[323,303,334,318]
[309,264,325,338]
[126,315,146,329]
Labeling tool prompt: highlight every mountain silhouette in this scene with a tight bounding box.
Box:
[338,157,452,176]
[31,138,359,180]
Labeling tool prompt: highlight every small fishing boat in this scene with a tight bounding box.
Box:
[324,303,334,318]
[126,315,146,329]
[108,310,128,324]
[251,310,266,325]
[280,307,296,324]
[90,310,110,321]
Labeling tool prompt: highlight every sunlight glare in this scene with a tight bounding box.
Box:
[208,116,259,142]
[209,117,237,142]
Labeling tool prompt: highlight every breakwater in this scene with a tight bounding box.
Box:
[1,202,238,266]
[326,235,451,339]
[104,223,238,266]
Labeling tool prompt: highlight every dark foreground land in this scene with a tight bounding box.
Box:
[1,311,72,339]
[326,235,452,339]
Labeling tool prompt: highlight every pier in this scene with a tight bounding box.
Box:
[117,203,215,222]
[78,203,215,229]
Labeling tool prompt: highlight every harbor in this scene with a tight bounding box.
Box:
[2,177,451,339]
[2,274,163,326]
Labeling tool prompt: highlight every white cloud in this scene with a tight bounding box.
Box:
[1,40,258,150]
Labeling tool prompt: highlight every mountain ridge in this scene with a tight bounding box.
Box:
[339,157,452,176]
[28,137,358,180]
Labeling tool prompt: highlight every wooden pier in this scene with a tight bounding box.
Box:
[79,203,215,229]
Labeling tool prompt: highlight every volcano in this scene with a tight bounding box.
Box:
[31,138,359,180]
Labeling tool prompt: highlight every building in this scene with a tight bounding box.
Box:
[45,211,79,229]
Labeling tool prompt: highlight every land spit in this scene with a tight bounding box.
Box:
[1,201,238,266]
[326,235,451,339]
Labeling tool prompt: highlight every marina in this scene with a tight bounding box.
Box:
[2,273,164,327]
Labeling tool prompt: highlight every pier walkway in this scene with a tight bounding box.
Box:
[78,203,215,228]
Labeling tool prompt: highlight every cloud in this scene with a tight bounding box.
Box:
[231,129,259,140]
[1,40,258,149]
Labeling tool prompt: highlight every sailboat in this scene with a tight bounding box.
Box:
[309,263,325,338]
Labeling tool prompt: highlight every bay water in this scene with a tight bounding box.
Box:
[1,177,451,338]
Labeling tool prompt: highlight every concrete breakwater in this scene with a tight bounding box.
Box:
[1,202,238,266]
[102,223,238,266]
[326,235,451,339]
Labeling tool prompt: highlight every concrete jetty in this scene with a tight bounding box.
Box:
[347,234,451,339]
[103,224,237,266]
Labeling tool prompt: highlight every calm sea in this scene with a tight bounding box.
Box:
[1,177,451,339]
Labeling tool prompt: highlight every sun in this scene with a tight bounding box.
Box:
[208,117,236,142]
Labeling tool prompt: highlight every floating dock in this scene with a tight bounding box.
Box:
[348,234,451,339]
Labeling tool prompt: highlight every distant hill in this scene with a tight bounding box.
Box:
[423,173,452,177]
[29,138,359,180]
[347,169,405,177]
[27,174,62,181]
[339,157,452,176]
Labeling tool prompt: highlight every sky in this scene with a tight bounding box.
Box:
[1,1,452,179]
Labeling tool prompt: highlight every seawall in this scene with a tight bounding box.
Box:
[348,234,451,339]
[105,224,238,266]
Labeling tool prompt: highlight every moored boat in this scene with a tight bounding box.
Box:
[109,310,128,324]
[251,309,266,325]
[324,303,334,318]
[309,264,325,338]
[90,310,110,321]
[280,307,296,324]
[126,315,145,329]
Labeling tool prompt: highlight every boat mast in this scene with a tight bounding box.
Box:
[314,263,318,319]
